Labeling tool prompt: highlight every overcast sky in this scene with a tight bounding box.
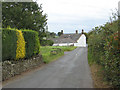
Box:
[37,0,119,33]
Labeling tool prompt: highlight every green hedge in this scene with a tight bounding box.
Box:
[88,20,120,87]
[2,28,17,61]
[22,30,40,58]
[2,28,40,61]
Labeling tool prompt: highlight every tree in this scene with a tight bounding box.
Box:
[58,32,63,36]
[2,1,47,32]
[50,32,56,38]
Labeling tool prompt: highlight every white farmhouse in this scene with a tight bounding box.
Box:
[51,30,86,47]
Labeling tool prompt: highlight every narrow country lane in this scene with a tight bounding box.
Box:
[3,47,93,88]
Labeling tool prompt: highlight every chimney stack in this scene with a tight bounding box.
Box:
[76,30,78,34]
[82,29,84,34]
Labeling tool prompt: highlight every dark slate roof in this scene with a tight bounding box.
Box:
[50,33,82,43]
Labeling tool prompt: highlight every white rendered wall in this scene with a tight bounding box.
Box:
[53,43,74,46]
[74,34,86,47]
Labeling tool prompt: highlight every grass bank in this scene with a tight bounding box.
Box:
[40,46,77,63]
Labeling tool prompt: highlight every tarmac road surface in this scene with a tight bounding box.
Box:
[3,47,93,88]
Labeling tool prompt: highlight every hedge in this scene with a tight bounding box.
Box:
[2,28,17,61]
[2,28,40,61]
[16,30,26,59]
[22,30,40,58]
[88,20,120,87]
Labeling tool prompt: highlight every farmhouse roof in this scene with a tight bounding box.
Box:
[51,33,82,43]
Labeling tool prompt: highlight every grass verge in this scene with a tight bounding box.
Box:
[90,64,112,88]
[88,51,112,88]
[40,46,77,64]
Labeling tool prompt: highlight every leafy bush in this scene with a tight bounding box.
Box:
[22,30,40,58]
[2,28,17,61]
[88,20,120,87]
[103,32,120,86]
[16,30,26,59]
[2,28,40,61]
[47,40,54,46]
[40,40,54,46]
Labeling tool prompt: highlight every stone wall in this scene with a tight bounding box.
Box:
[2,54,43,81]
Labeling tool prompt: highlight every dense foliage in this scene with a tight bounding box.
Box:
[2,1,49,46]
[2,28,40,61]
[58,31,63,36]
[40,40,54,46]
[22,30,40,58]
[39,30,55,46]
[16,30,26,59]
[2,28,17,61]
[2,1,47,32]
[88,17,120,87]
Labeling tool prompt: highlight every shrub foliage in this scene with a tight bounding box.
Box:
[16,30,26,60]
[2,28,40,61]
[40,40,54,46]
[88,20,120,87]
[2,28,17,61]
[22,30,40,58]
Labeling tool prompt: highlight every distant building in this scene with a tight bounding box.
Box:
[50,30,86,47]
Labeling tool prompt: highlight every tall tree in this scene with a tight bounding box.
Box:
[2,1,47,32]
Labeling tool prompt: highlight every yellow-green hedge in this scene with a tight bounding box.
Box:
[16,30,26,59]
[2,28,40,61]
